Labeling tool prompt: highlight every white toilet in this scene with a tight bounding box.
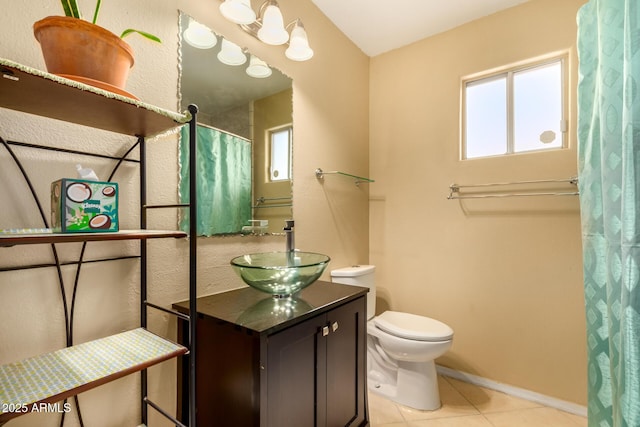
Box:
[331,265,454,411]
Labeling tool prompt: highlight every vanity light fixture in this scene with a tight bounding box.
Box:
[184,19,278,78]
[218,0,314,61]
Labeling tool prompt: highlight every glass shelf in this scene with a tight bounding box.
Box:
[315,168,375,185]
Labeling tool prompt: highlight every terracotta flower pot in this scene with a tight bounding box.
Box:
[33,16,135,90]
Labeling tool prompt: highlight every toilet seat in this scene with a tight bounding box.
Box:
[373,311,454,342]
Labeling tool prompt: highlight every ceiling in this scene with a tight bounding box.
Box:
[310,0,532,57]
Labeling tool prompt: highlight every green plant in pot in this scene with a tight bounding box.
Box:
[33,0,162,95]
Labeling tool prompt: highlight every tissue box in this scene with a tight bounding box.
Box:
[51,179,119,233]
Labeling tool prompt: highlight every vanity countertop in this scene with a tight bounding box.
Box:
[173,280,368,335]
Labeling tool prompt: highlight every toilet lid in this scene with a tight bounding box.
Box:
[373,311,454,342]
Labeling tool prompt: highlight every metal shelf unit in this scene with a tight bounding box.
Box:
[0,59,198,427]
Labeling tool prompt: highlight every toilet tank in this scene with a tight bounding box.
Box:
[331,265,376,320]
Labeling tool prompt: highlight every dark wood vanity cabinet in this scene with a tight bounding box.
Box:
[174,281,369,427]
[267,298,366,427]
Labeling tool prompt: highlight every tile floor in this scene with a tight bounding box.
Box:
[368,375,587,427]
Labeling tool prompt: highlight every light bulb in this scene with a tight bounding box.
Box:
[285,20,313,61]
[219,0,256,25]
[183,19,217,49]
[246,55,272,78]
[257,3,289,45]
[217,38,247,66]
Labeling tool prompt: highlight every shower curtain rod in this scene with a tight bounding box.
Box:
[195,122,251,142]
[448,176,579,199]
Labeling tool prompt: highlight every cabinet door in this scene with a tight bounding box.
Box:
[325,298,368,427]
[266,314,326,427]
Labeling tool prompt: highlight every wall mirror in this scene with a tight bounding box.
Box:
[178,12,293,236]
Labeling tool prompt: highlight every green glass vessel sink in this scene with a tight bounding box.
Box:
[230,252,330,297]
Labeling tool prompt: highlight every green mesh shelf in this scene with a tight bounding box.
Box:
[0,328,187,423]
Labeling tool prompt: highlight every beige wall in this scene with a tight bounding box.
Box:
[0,1,369,426]
[370,0,587,405]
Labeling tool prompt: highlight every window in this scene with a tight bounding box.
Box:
[462,56,567,159]
[269,125,292,181]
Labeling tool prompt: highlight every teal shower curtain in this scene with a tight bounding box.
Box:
[179,124,252,236]
[577,1,640,425]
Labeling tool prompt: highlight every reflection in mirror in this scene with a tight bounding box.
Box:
[179,12,293,236]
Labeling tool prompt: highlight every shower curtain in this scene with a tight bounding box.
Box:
[179,124,252,236]
[577,1,640,425]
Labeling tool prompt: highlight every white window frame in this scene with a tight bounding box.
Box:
[461,53,569,160]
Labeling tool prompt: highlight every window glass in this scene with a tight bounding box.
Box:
[270,127,291,181]
[514,62,563,152]
[465,77,508,159]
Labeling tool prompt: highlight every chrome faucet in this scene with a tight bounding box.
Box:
[284,220,295,252]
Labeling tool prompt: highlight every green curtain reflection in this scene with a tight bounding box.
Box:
[179,124,252,236]
[577,1,640,425]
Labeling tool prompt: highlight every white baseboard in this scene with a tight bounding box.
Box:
[436,365,588,417]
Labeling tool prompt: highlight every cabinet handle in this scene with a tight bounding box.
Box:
[322,326,329,336]
[331,321,339,332]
